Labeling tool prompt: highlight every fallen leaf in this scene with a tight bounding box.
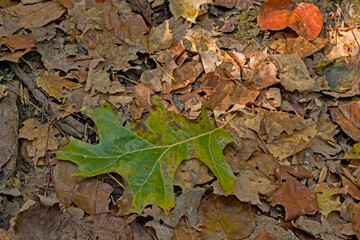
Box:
[330,107,360,142]
[53,161,85,207]
[324,29,360,59]
[197,195,255,239]
[245,50,279,90]
[254,229,277,240]
[215,0,236,9]
[144,188,204,239]
[268,165,319,221]
[269,36,328,58]
[57,97,236,213]
[233,170,276,205]
[0,84,7,99]
[220,20,235,33]
[314,183,342,217]
[345,143,360,159]
[0,34,36,53]
[143,20,173,53]
[288,3,323,40]
[258,0,323,40]
[36,71,81,101]
[18,119,59,165]
[1,1,65,34]
[271,53,328,93]
[174,159,213,190]
[316,60,356,92]
[173,217,201,240]
[169,0,211,23]
[199,72,221,96]
[348,203,360,239]
[342,176,360,200]
[71,178,113,215]
[338,101,360,128]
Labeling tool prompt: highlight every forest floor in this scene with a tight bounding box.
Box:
[1,0,360,239]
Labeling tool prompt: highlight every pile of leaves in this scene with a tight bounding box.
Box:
[0,0,360,239]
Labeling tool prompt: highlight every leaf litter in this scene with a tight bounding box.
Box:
[0,0,360,239]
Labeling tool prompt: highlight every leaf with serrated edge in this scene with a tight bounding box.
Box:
[57,97,236,213]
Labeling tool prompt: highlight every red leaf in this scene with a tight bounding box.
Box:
[269,165,319,221]
[257,0,293,31]
[258,0,323,40]
[289,3,323,40]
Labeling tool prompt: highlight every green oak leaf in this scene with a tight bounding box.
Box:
[57,97,236,213]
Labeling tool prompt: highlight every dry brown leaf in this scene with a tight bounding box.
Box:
[254,229,277,240]
[197,195,255,239]
[36,71,81,101]
[348,203,360,239]
[269,36,328,58]
[233,170,276,205]
[0,34,36,53]
[342,176,360,200]
[1,1,65,32]
[71,178,113,215]
[174,159,213,190]
[169,0,211,23]
[245,50,279,90]
[271,53,328,93]
[53,161,84,207]
[18,119,59,165]
[330,107,360,142]
[143,20,173,53]
[269,165,319,221]
[324,29,360,59]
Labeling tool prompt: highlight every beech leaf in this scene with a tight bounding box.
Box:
[57,97,236,213]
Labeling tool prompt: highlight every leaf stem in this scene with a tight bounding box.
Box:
[219,112,237,129]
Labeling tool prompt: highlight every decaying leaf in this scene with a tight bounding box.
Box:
[143,20,173,54]
[268,165,318,221]
[269,36,328,58]
[169,0,211,23]
[36,71,81,101]
[57,97,236,213]
[197,195,255,239]
[271,53,328,93]
[19,119,59,165]
[1,1,66,34]
[314,183,342,217]
[0,34,36,53]
[71,178,113,215]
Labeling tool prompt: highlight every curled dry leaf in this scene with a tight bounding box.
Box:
[258,0,323,40]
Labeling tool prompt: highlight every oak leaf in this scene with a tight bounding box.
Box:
[57,97,236,213]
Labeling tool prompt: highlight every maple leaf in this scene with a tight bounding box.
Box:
[57,97,236,213]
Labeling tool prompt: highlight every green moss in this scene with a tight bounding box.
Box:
[233,10,258,44]
[236,10,258,30]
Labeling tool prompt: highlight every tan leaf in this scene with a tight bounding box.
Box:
[36,71,81,101]
[169,0,211,23]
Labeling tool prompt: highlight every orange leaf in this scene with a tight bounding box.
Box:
[257,0,293,31]
[288,3,323,40]
[258,0,323,40]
